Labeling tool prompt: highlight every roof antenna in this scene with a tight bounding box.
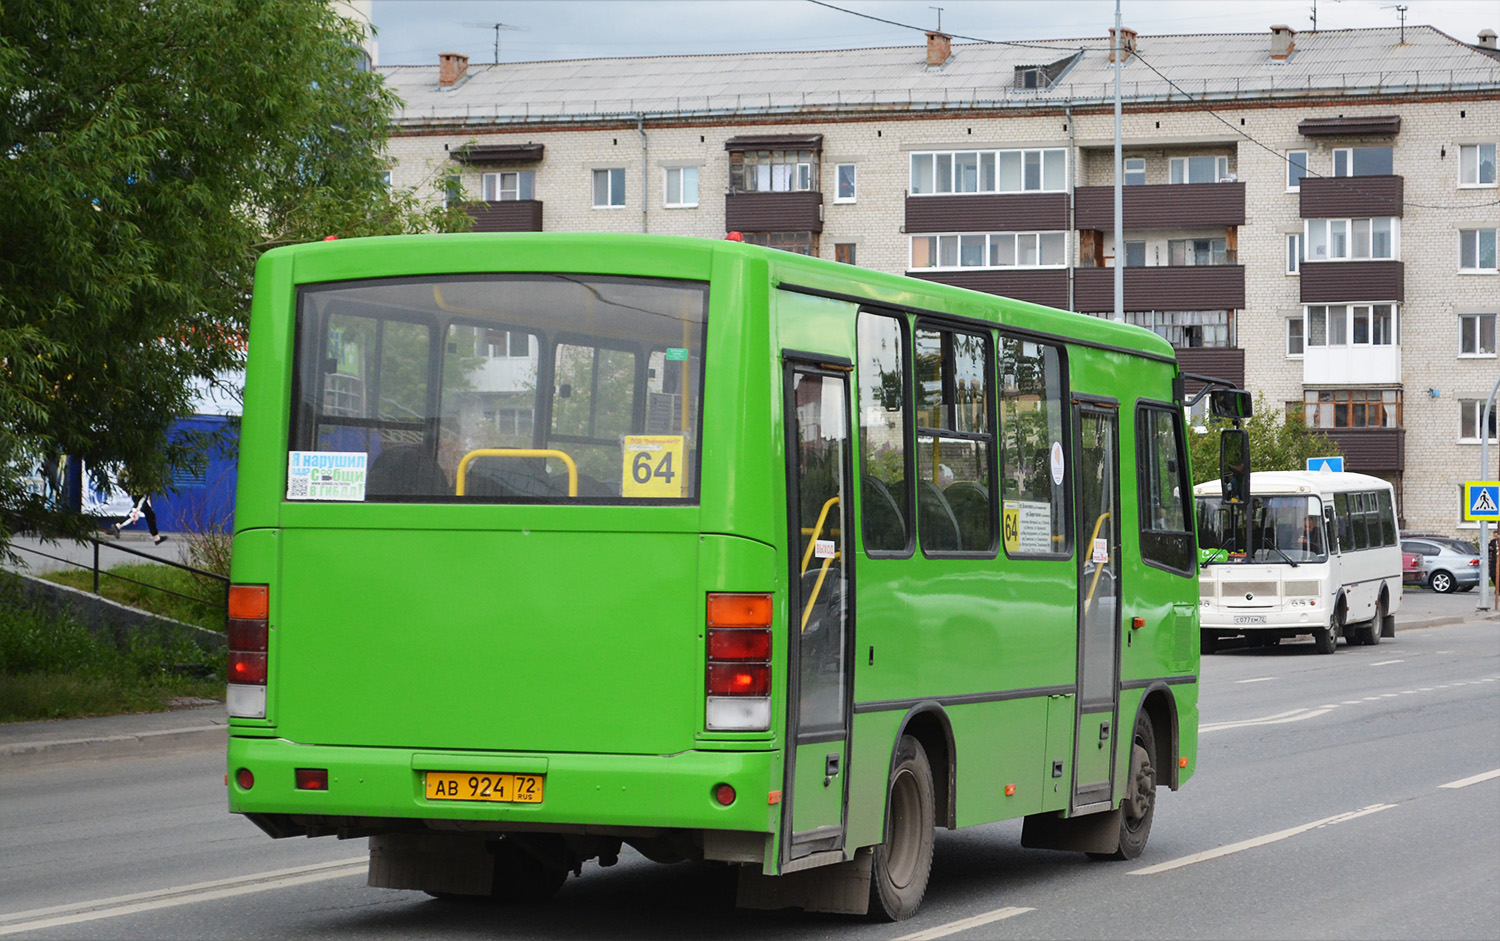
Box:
[462,21,523,64]
[1395,4,1408,43]
[929,5,943,31]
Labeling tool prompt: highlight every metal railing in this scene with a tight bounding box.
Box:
[8,537,229,629]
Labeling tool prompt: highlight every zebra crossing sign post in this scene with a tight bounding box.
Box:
[1462,481,1500,521]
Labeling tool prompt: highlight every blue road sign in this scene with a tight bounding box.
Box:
[1307,456,1344,473]
[1463,481,1500,521]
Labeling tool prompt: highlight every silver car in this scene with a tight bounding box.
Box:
[1401,535,1482,593]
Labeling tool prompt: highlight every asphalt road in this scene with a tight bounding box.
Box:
[1,614,1496,940]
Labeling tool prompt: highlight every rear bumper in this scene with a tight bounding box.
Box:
[1200,606,1327,632]
[227,736,779,834]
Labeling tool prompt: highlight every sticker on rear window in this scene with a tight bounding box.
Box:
[287,451,367,501]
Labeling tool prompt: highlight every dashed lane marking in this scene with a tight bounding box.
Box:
[895,906,1035,940]
[1235,677,1277,684]
[1439,769,1500,789]
[1128,805,1395,876]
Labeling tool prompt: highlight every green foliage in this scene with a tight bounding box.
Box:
[44,562,226,633]
[0,591,223,722]
[0,0,471,549]
[1186,394,1342,486]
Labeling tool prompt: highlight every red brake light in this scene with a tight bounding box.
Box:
[235,768,254,789]
[228,652,268,685]
[707,627,771,661]
[227,618,268,651]
[295,768,329,791]
[707,663,770,696]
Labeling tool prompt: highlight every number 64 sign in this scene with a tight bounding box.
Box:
[622,435,685,498]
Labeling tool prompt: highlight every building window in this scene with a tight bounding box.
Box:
[1305,304,1397,348]
[1168,155,1229,184]
[380,169,393,188]
[1459,313,1498,356]
[909,148,1066,194]
[1458,144,1496,187]
[1460,399,1500,442]
[1287,317,1304,357]
[440,172,462,208]
[1124,158,1146,186]
[835,163,857,202]
[481,171,535,201]
[1167,238,1228,266]
[835,243,856,265]
[1302,389,1402,428]
[663,166,698,207]
[592,168,625,208]
[1106,310,1232,348]
[910,232,1066,269]
[1287,150,1308,190]
[1459,228,1498,272]
[730,150,818,193]
[1123,241,1146,267]
[1304,217,1398,261]
[1332,147,1393,176]
[485,329,531,358]
[1286,233,1302,274]
[739,231,816,255]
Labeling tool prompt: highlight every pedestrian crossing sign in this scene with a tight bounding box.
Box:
[1307,456,1343,473]
[1462,481,1500,521]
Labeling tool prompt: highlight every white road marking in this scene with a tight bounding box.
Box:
[1371,659,1405,666]
[1235,677,1276,684]
[1200,707,1333,733]
[0,858,367,936]
[895,906,1035,940]
[1128,804,1395,876]
[1341,700,1363,705]
[1439,769,1500,790]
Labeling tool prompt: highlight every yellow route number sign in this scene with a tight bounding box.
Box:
[622,435,685,498]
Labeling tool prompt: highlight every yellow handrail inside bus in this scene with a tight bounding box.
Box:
[456,449,579,497]
[800,497,841,575]
[1084,511,1112,605]
[799,496,843,633]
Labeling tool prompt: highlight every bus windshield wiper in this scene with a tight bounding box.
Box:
[1261,543,1299,567]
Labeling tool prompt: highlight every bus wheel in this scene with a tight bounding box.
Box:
[488,836,568,903]
[1315,604,1343,654]
[1089,713,1156,861]
[1357,596,1385,646]
[868,735,935,922]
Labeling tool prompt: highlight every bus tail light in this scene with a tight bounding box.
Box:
[227,584,270,719]
[705,593,772,732]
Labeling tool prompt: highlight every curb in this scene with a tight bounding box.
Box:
[0,724,227,772]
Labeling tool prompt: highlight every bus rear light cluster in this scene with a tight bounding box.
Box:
[705,593,772,732]
[227,585,269,719]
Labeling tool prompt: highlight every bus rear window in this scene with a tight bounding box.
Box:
[289,275,707,503]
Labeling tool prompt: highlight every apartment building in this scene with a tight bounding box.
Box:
[379,23,1500,537]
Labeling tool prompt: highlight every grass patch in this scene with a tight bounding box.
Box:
[0,594,223,723]
[43,561,226,633]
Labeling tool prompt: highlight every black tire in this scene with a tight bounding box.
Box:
[487,837,568,904]
[1356,595,1384,646]
[1315,603,1342,654]
[1088,713,1156,861]
[1458,584,1475,593]
[1201,632,1219,655]
[1429,570,1456,594]
[868,735,935,922]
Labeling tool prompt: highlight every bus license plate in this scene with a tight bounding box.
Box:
[1234,615,1267,625]
[424,772,544,803]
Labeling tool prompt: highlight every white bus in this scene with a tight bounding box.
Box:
[1193,471,1401,654]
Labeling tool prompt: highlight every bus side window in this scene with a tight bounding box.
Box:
[1136,403,1194,574]
[913,324,995,554]
[998,336,1069,558]
[856,312,911,554]
[1333,492,1352,550]
[1376,489,1397,546]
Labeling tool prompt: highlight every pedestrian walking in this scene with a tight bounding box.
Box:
[113,467,167,545]
[1490,532,1499,590]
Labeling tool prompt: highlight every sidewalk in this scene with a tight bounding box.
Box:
[3,531,184,577]
[0,702,227,772]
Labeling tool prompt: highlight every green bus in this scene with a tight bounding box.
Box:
[226,233,1213,920]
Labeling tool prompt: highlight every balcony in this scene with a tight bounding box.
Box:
[1177,347,1245,394]
[1314,427,1405,473]
[1299,176,1403,219]
[464,200,543,233]
[1073,265,1245,313]
[1074,182,1245,230]
[725,191,822,233]
[908,269,1068,308]
[1300,260,1403,304]
[1303,344,1401,386]
[904,193,1068,234]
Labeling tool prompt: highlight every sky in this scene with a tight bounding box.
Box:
[369,0,1498,66]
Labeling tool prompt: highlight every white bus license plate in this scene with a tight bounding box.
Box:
[1234,615,1267,625]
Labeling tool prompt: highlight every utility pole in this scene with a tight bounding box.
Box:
[1112,0,1124,323]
